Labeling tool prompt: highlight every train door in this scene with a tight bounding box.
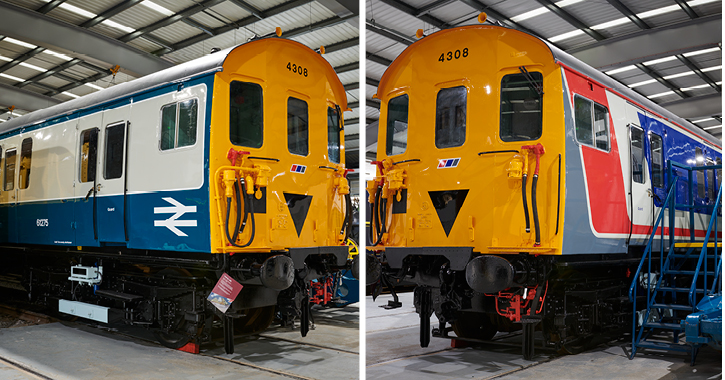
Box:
[1,143,18,243]
[95,119,128,244]
[628,123,654,239]
[74,113,101,246]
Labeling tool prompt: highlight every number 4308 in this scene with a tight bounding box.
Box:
[438,48,468,62]
[287,62,308,77]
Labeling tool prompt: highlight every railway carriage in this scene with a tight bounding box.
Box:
[0,35,354,353]
[367,20,721,356]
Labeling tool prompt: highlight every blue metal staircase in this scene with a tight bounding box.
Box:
[628,160,722,365]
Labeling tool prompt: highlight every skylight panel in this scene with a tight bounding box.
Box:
[61,91,81,99]
[140,1,175,17]
[4,38,37,49]
[0,73,25,82]
[647,90,675,98]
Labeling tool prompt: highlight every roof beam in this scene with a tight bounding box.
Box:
[367,99,381,109]
[534,0,606,41]
[367,54,392,66]
[0,47,46,74]
[334,62,359,74]
[635,63,688,98]
[366,77,380,87]
[675,55,721,92]
[604,0,650,30]
[416,0,456,16]
[118,0,229,43]
[0,82,62,112]
[674,0,699,19]
[37,0,67,14]
[80,0,144,28]
[348,101,359,108]
[366,23,414,46]
[455,0,548,44]
[16,58,83,89]
[48,71,109,97]
[325,37,358,53]
[568,15,721,70]
[0,1,173,77]
[228,0,266,19]
[376,0,448,30]
[344,82,359,91]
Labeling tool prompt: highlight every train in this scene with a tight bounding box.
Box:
[0,32,355,354]
[366,17,721,357]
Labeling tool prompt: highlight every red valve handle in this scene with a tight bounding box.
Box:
[521,143,545,176]
[227,148,250,166]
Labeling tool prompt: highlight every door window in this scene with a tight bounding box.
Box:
[104,123,126,180]
[435,86,467,148]
[386,94,408,156]
[4,149,15,191]
[630,126,645,184]
[327,106,341,164]
[500,72,543,141]
[230,81,263,148]
[287,97,309,156]
[80,128,98,183]
[649,133,664,188]
[19,138,32,189]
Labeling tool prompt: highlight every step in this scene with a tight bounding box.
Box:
[94,289,143,302]
[643,321,683,330]
[656,286,706,293]
[674,242,721,248]
[650,303,693,311]
[635,340,690,353]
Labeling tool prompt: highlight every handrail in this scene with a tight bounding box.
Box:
[628,181,678,302]
[689,184,722,305]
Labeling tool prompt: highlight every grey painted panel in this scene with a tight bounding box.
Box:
[0,82,62,112]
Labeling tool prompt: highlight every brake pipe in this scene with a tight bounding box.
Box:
[521,150,530,233]
[522,143,545,247]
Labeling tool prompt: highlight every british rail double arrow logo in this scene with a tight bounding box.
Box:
[154,197,197,237]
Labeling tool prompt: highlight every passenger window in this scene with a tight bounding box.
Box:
[104,123,125,180]
[575,96,610,151]
[19,138,32,189]
[435,86,467,148]
[160,99,197,150]
[630,126,645,184]
[230,81,263,148]
[80,128,98,183]
[327,106,341,164]
[695,147,705,199]
[386,94,408,156]
[649,133,664,188]
[500,72,543,142]
[287,97,309,156]
[4,149,15,191]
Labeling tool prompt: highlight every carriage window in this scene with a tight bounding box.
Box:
[435,86,466,148]
[500,72,542,142]
[160,99,198,151]
[4,149,15,191]
[631,126,645,184]
[386,94,408,156]
[287,97,309,156]
[649,133,663,188]
[80,129,98,183]
[19,138,32,189]
[575,96,610,151]
[230,81,263,148]
[696,147,705,199]
[104,123,125,180]
[327,106,341,164]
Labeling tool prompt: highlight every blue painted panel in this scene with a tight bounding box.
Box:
[74,197,99,247]
[97,195,126,243]
[0,204,16,243]
[15,200,75,246]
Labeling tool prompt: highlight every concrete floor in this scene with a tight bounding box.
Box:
[366,292,722,380]
[0,304,359,380]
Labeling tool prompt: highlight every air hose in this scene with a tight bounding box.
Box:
[370,186,388,246]
[225,178,256,248]
[531,175,541,246]
[341,193,353,242]
[522,173,530,233]
[522,143,545,247]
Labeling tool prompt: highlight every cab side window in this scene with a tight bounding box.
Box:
[574,96,609,151]
[327,106,341,164]
[160,99,198,151]
[630,126,645,184]
[435,86,466,148]
[386,94,408,156]
[19,138,32,189]
[4,149,16,191]
[287,97,309,156]
[500,72,543,141]
[230,81,263,148]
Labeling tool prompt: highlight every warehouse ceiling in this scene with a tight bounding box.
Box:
[0,0,360,167]
[365,0,722,157]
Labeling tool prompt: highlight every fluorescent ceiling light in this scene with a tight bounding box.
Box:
[0,73,25,82]
[606,65,636,75]
[703,125,722,130]
[59,3,95,18]
[4,37,37,49]
[688,0,721,6]
[642,56,677,66]
[140,0,175,16]
[592,17,630,30]
[549,29,585,42]
[511,8,548,22]
[682,83,712,91]
[62,91,81,99]
[637,4,680,18]
[45,50,72,61]
[647,91,675,99]
[102,20,135,33]
[628,79,657,88]
[683,47,721,57]
[85,83,105,91]
[693,118,715,123]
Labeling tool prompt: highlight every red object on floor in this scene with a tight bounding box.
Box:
[178,342,200,354]
[451,339,469,348]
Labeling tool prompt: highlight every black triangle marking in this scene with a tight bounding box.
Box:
[428,190,469,237]
[284,193,313,237]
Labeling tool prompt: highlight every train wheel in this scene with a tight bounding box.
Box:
[153,268,199,349]
[234,305,276,335]
[452,311,497,341]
